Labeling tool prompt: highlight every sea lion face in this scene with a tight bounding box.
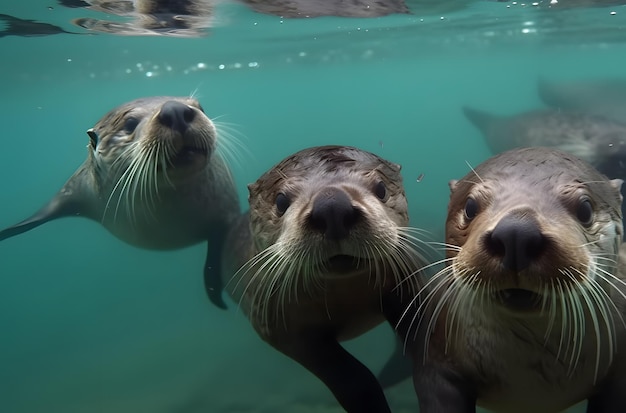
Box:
[89,96,215,183]
[248,146,411,277]
[236,146,423,328]
[444,147,623,315]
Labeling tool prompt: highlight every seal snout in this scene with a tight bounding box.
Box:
[308,187,361,240]
[158,100,196,135]
[485,213,546,272]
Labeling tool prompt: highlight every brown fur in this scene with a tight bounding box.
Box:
[221,145,426,412]
[402,147,626,413]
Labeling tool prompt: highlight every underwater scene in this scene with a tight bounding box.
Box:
[2,1,626,412]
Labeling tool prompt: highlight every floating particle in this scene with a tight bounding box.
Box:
[416,173,424,183]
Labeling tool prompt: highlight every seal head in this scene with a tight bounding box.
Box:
[0,96,239,309]
[404,147,626,413]
[222,145,426,412]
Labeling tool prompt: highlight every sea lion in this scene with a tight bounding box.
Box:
[538,77,626,124]
[221,145,428,412]
[0,96,239,309]
[395,147,626,412]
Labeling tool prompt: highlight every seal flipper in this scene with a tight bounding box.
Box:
[204,233,228,310]
[285,333,392,413]
[462,106,500,135]
[0,165,95,242]
[378,335,413,388]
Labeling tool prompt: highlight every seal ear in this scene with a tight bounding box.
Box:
[610,178,624,192]
[0,166,94,242]
[449,179,459,193]
[86,128,99,149]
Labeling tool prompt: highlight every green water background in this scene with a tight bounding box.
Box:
[1,1,626,412]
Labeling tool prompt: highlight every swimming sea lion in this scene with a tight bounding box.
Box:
[0,96,239,309]
[222,145,427,412]
[397,147,626,412]
[538,77,626,124]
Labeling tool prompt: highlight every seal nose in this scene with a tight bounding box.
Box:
[158,101,196,135]
[308,187,360,240]
[485,213,546,272]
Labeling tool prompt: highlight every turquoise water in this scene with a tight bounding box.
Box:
[2,1,626,412]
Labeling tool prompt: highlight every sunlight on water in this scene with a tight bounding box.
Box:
[1,1,625,412]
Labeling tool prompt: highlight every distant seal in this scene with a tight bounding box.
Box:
[538,77,626,124]
[222,145,426,412]
[0,96,239,308]
[397,147,626,412]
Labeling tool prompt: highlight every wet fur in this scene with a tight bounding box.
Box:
[0,96,240,309]
[395,147,626,412]
[221,145,429,412]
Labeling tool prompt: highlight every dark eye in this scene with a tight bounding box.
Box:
[86,128,99,147]
[576,198,593,226]
[464,198,478,220]
[123,117,139,134]
[374,181,387,201]
[275,193,290,216]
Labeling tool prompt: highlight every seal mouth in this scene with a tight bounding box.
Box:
[169,145,208,168]
[327,254,361,273]
[495,288,542,312]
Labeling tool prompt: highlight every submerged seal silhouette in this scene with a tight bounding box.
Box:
[221,145,427,413]
[0,96,240,308]
[538,77,626,124]
[397,147,626,413]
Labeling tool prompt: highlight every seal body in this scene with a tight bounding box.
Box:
[397,147,626,412]
[222,145,426,413]
[0,96,239,308]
